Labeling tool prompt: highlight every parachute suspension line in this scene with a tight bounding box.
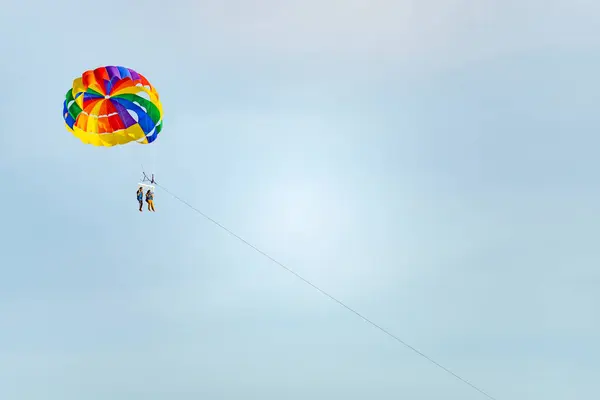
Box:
[154,182,499,400]
[110,140,151,189]
[151,140,158,183]
[112,140,134,180]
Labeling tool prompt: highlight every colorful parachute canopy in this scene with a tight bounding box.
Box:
[63,66,163,147]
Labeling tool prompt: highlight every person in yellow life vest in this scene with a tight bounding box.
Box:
[146,189,155,212]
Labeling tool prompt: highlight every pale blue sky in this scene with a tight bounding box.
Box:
[1,1,599,399]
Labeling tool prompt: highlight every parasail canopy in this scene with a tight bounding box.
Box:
[63,66,163,147]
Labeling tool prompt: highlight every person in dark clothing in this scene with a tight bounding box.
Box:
[137,187,144,211]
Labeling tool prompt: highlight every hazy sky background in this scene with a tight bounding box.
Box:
[1,0,599,399]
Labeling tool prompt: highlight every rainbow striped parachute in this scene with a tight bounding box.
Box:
[63,66,163,147]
